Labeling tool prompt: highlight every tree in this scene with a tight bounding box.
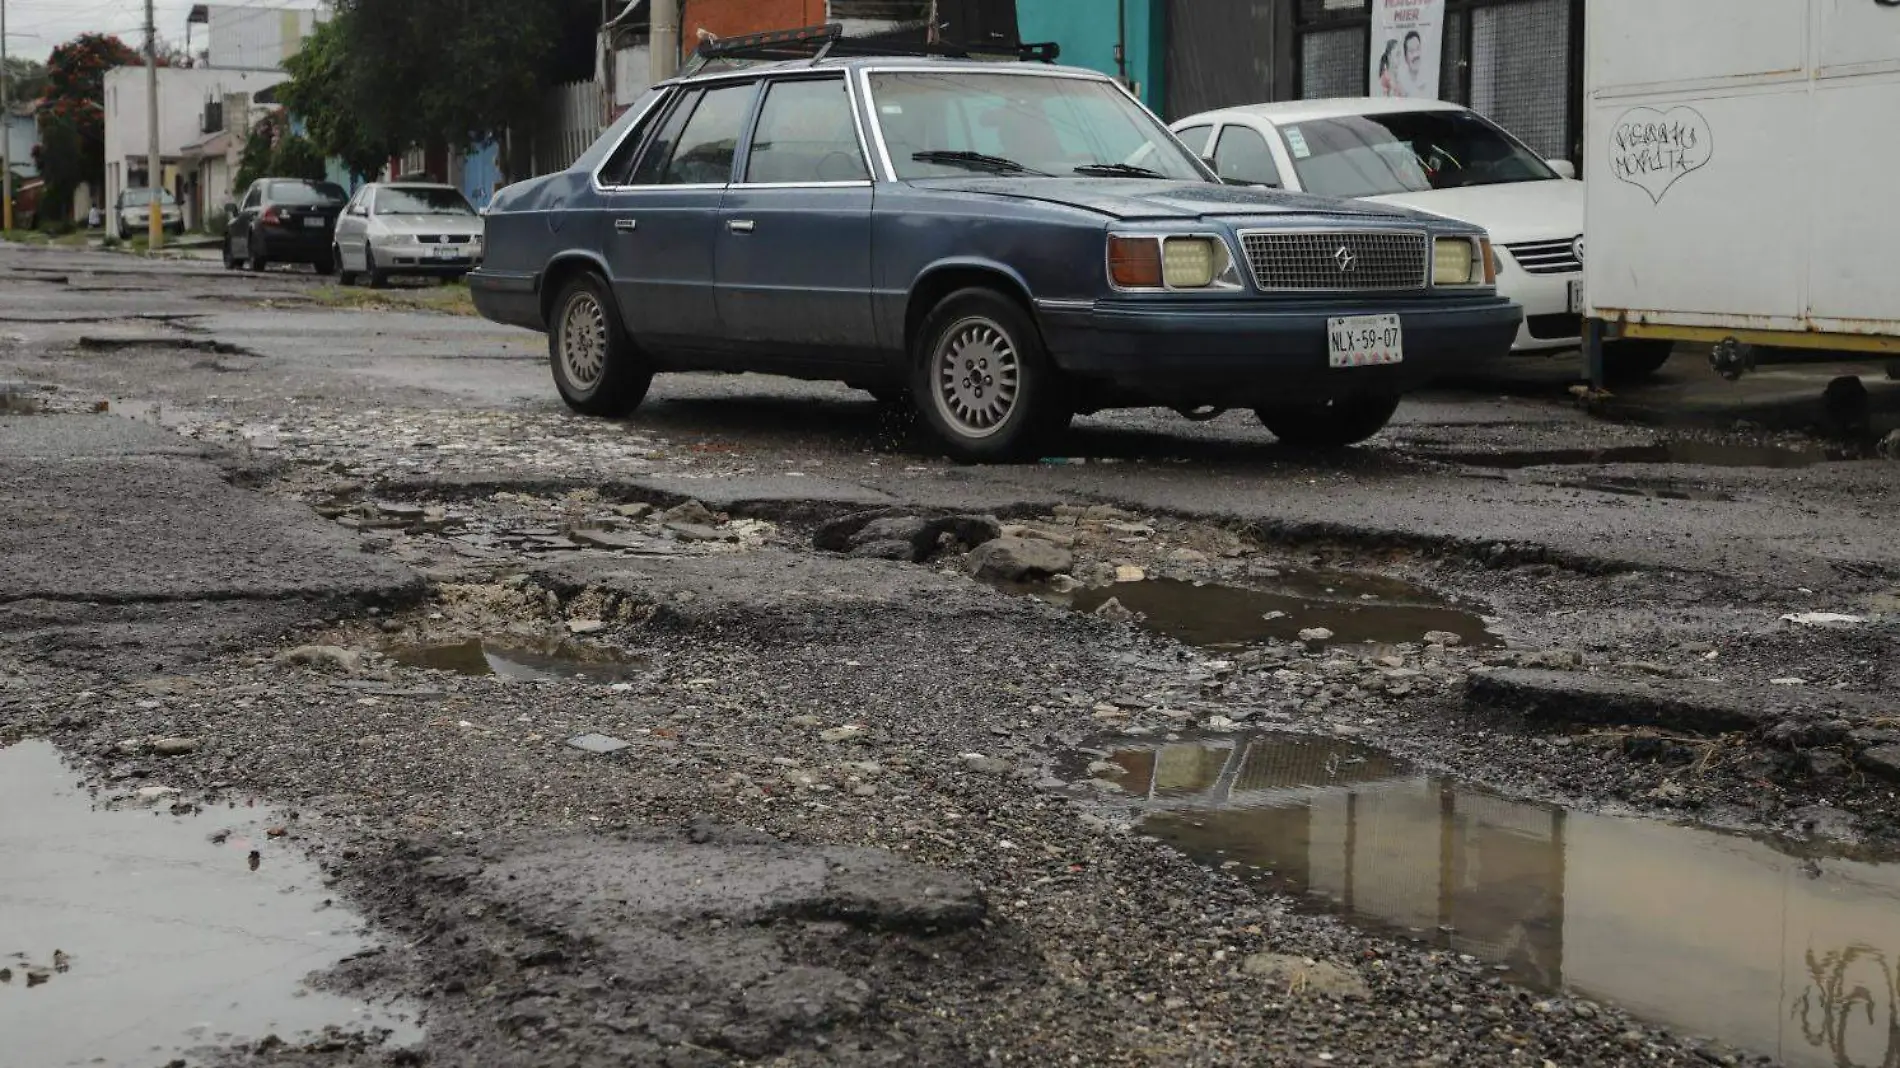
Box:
[234,112,283,192]
[32,34,143,220]
[268,133,328,182]
[278,15,391,181]
[284,0,597,179]
[3,57,50,105]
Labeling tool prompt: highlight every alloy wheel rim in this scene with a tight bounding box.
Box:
[560,293,608,391]
[931,316,1020,438]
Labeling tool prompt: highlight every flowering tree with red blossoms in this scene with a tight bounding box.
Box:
[32,33,145,221]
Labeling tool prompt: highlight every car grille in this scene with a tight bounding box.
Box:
[417,234,474,244]
[1238,230,1428,291]
[1505,237,1581,275]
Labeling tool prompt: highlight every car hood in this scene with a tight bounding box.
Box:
[1361,179,1582,244]
[915,177,1445,225]
[376,214,482,234]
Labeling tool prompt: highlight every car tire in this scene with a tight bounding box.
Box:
[334,244,357,286]
[246,233,267,272]
[911,287,1067,463]
[548,272,652,417]
[313,251,336,276]
[222,235,243,271]
[1255,392,1402,448]
[1602,339,1674,384]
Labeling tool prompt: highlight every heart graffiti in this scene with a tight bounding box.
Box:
[1607,107,1714,204]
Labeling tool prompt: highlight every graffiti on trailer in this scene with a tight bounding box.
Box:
[1608,106,1714,204]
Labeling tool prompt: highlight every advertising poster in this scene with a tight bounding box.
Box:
[1370,0,1446,99]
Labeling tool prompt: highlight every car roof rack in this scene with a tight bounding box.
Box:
[681,23,1059,76]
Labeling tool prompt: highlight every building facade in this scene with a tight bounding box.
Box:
[101,67,287,236]
[202,4,326,71]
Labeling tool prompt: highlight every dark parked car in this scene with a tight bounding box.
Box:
[470,27,1521,461]
[223,178,349,274]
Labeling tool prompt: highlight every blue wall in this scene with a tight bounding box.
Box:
[460,142,502,209]
[1016,0,1166,114]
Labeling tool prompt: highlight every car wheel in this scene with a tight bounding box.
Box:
[548,273,652,417]
[313,251,336,276]
[912,288,1067,463]
[222,235,242,271]
[1602,340,1674,384]
[334,244,357,286]
[246,233,267,272]
[1255,392,1402,448]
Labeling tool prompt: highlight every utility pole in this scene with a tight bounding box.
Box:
[649,0,678,84]
[2,0,13,234]
[145,0,162,250]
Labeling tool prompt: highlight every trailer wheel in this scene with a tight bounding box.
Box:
[1603,340,1674,383]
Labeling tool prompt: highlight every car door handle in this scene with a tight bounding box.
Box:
[727,219,755,234]
[614,218,638,233]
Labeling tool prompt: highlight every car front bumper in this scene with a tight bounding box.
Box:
[373,238,483,273]
[1035,295,1523,405]
[1498,267,1583,353]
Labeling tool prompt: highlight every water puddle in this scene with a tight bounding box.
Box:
[385,637,647,683]
[0,740,418,1067]
[1564,480,1736,503]
[1438,442,1835,469]
[1,382,46,415]
[1020,574,1497,650]
[1077,731,1900,1068]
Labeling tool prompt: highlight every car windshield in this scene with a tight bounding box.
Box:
[270,180,348,206]
[1281,109,1557,197]
[868,71,1207,182]
[125,190,175,206]
[375,186,475,215]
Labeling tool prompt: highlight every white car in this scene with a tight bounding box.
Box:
[115,189,184,236]
[330,182,484,288]
[1171,98,1672,381]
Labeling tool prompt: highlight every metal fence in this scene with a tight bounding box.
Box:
[533,80,606,178]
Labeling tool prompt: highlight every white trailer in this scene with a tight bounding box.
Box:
[1582,0,1900,385]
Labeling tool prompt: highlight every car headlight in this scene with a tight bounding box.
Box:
[1433,236,1493,287]
[1109,234,1241,291]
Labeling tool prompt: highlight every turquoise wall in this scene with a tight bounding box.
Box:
[1016,0,1166,114]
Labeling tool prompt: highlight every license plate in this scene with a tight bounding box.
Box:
[433,246,463,259]
[1567,278,1584,314]
[1327,314,1403,368]
[303,216,325,229]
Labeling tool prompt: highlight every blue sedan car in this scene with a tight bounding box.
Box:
[471,31,1520,461]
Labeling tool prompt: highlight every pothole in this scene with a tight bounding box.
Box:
[1,382,47,415]
[1072,731,1900,1068]
[1436,442,1840,469]
[1008,573,1497,650]
[0,740,419,1065]
[385,637,648,683]
[76,336,259,358]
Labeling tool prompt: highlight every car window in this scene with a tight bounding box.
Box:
[869,71,1205,182]
[374,186,475,215]
[660,82,756,186]
[1283,109,1558,197]
[744,78,867,184]
[1213,125,1281,186]
[1174,124,1213,154]
[242,185,262,210]
[629,89,701,186]
[598,92,673,187]
[268,180,348,206]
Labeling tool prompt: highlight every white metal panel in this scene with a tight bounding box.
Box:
[1588,0,1808,96]
[1805,74,1900,324]
[1816,0,1900,74]
[1585,88,1809,320]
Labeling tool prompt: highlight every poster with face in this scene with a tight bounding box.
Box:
[1370,0,1445,99]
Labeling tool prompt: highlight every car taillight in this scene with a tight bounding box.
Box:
[261,207,282,225]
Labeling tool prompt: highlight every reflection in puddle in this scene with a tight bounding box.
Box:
[1022,575,1496,650]
[386,638,646,683]
[0,741,417,1066]
[1438,441,1836,469]
[1087,732,1900,1068]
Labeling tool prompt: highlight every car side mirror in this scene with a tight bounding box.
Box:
[1547,159,1577,180]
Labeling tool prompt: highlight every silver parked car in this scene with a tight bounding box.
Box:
[330,183,484,287]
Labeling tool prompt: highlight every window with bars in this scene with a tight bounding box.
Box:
[1468,0,1571,159]
[1301,27,1366,98]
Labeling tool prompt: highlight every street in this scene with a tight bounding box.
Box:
[2,243,1898,1068]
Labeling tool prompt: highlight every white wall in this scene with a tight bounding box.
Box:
[102,67,286,236]
[207,5,324,71]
